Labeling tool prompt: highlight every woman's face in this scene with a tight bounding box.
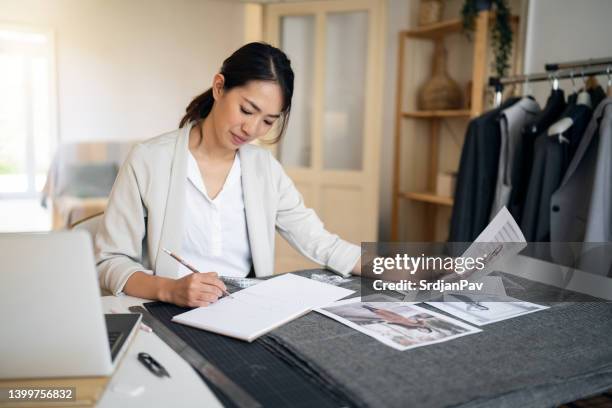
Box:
[210,74,283,150]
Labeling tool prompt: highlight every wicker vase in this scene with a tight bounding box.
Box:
[418,0,444,26]
[418,40,462,111]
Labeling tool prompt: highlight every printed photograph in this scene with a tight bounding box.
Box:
[317,299,480,351]
[427,294,549,326]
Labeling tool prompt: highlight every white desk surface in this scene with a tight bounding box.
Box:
[97,295,222,408]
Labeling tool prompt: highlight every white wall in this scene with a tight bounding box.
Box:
[524,0,612,103]
[378,0,411,241]
[0,0,246,143]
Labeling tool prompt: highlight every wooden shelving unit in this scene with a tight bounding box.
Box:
[402,109,471,119]
[391,11,520,241]
[399,191,454,206]
[403,15,518,39]
[404,17,467,38]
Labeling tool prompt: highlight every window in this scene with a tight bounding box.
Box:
[0,26,56,198]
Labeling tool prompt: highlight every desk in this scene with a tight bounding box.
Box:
[97,296,222,408]
[98,265,612,408]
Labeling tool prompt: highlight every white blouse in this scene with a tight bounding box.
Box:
[179,151,252,278]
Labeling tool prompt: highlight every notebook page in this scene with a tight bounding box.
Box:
[171,274,354,341]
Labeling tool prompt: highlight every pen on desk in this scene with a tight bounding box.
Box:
[110,308,153,333]
[161,247,234,299]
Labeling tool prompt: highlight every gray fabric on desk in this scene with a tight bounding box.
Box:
[262,270,612,408]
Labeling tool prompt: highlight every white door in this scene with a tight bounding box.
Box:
[265,0,385,273]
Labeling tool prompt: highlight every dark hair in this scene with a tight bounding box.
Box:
[179,42,294,143]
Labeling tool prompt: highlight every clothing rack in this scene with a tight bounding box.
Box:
[489,57,612,107]
[451,57,612,245]
[545,57,612,72]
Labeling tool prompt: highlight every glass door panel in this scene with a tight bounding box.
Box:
[322,11,368,171]
[278,15,315,168]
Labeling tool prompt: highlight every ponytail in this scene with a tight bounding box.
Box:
[179,88,214,128]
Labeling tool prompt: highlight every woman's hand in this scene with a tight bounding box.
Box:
[166,272,228,307]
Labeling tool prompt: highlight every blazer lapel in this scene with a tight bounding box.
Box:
[239,146,273,277]
[560,99,611,187]
[154,123,191,277]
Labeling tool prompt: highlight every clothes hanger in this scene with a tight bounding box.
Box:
[549,73,560,92]
[547,71,574,142]
[494,83,503,108]
[585,75,599,91]
[576,68,592,108]
[516,76,539,112]
[548,117,572,143]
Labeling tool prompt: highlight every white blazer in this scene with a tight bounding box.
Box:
[95,123,360,295]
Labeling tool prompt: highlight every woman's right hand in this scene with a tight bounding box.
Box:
[167,272,227,307]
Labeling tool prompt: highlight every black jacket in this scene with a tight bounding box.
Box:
[507,90,566,223]
[520,103,593,241]
[449,98,519,242]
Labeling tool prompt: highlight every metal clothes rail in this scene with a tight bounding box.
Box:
[489,57,612,106]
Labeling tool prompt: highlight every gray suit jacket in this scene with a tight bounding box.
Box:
[551,98,612,242]
[95,123,360,295]
[585,101,612,242]
[489,97,540,219]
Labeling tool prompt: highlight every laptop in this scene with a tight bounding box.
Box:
[0,231,141,379]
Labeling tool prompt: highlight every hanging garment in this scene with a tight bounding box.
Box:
[489,97,541,219]
[521,102,593,242]
[584,98,612,242]
[589,85,607,111]
[566,105,593,166]
[560,91,578,117]
[560,86,605,164]
[507,89,566,224]
[448,98,519,242]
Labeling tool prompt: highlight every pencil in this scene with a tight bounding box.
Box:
[161,247,234,299]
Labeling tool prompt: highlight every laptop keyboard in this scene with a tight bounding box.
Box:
[107,331,124,355]
[105,314,141,362]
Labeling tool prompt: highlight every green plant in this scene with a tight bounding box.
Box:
[0,160,17,175]
[461,0,513,78]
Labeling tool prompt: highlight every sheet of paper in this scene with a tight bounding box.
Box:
[401,208,524,303]
[317,299,481,351]
[458,206,527,281]
[401,276,508,303]
[172,274,354,342]
[459,276,507,297]
[426,294,548,326]
[475,206,526,243]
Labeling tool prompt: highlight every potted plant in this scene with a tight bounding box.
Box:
[461,0,513,78]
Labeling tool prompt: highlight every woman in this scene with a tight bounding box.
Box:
[95,42,361,307]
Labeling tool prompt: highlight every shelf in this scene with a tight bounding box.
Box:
[402,110,471,119]
[402,15,518,40]
[399,191,454,207]
[403,18,464,39]
[392,11,521,241]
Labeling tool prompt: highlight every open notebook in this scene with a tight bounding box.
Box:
[171,273,355,342]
